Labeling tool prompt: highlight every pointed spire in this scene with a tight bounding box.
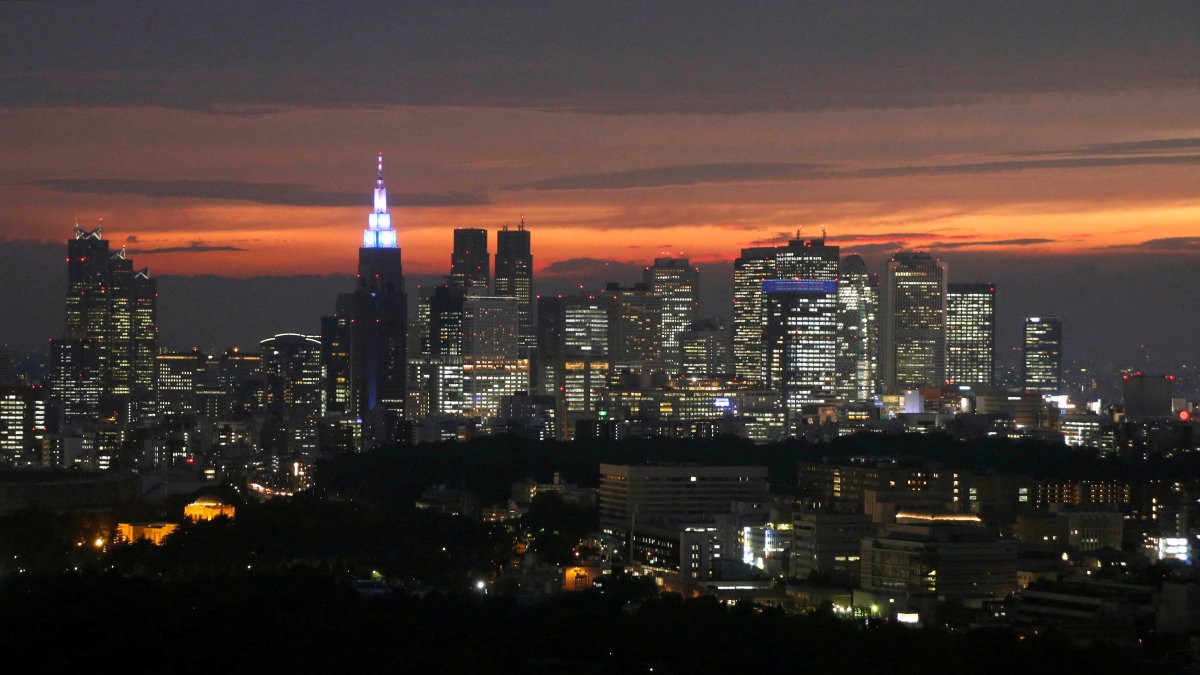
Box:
[364,153,397,248]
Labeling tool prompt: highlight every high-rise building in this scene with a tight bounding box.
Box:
[155,349,206,415]
[835,255,879,402]
[644,257,698,372]
[602,282,663,371]
[734,236,840,386]
[427,282,466,416]
[732,246,776,382]
[260,333,324,454]
[450,228,489,296]
[328,154,407,446]
[0,386,48,467]
[494,221,534,350]
[1122,373,1175,420]
[536,293,617,439]
[678,319,731,378]
[49,338,102,425]
[761,238,840,411]
[56,223,158,425]
[217,347,262,420]
[462,296,527,418]
[1023,317,1062,395]
[946,283,995,389]
[763,277,840,410]
[883,252,947,391]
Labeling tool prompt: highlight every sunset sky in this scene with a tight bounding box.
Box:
[0,1,1196,363]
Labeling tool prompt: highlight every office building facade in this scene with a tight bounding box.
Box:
[883,252,947,391]
[946,283,995,388]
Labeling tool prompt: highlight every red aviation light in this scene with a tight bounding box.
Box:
[1180,410,1192,422]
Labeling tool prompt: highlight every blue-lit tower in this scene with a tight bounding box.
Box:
[333,154,407,447]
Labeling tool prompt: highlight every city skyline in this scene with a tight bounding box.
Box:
[0,2,1196,369]
[2,4,1198,666]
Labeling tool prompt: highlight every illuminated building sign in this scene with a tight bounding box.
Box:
[762,279,837,294]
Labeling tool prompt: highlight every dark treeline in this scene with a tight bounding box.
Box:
[317,433,1198,508]
[0,572,1137,675]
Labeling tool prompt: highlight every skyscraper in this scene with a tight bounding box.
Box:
[761,238,840,410]
[732,246,776,382]
[1023,317,1062,395]
[536,293,617,439]
[645,257,698,372]
[494,221,534,350]
[330,154,407,446]
[260,333,324,454]
[602,282,663,371]
[734,236,840,386]
[883,252,948,391]
[450,228,489,296]
[53,222,158,426]
[835,255,879,402]
[462,296,527,418]
[947,283,996,388]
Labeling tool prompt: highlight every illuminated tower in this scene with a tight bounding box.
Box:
[761,237,840,410]
[645,257,699,372]
[883,252,947,391]
[1023,317,1062,395]
[338,154,407,446]
[450,228,489,296]
[602,282,663,371]
[947,283,995,388]
[835,255,879,401]
[462,296,527,418]
[732,246,775,382]
[494,220,534,349]
[53,222,158,427]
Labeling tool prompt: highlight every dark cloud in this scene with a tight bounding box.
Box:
[27,178,490,207]
[748,233,793,246]
[837,242,912,256]
[540,257,645,278]
[507,154,1200,191]
[1017,137,1200,157]
[851,154,1200,180]
[1,1,1193,114]
[128,241,247,254]
[1110,237,1200,251]
[506,163,831,191]
[928,238,1056,250]
[125,235,139,243]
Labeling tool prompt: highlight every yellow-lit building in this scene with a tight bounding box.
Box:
[116,522,178,545]
[184,496,236,521]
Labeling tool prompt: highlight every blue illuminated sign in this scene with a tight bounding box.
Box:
[762,279,837,294]
[713,397,731,409]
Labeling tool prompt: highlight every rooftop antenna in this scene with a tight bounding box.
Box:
[519,215,526,231]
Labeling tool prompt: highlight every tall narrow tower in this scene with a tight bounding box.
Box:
[450,228,489,296]
[883,252,948,391]
[835,254,879,402]
[1023,317,1062,395]
[947,283,995,388]
[494,219,534,349]
[644,256,699,372]
[343,154,407,445]
[52,222,158,427]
